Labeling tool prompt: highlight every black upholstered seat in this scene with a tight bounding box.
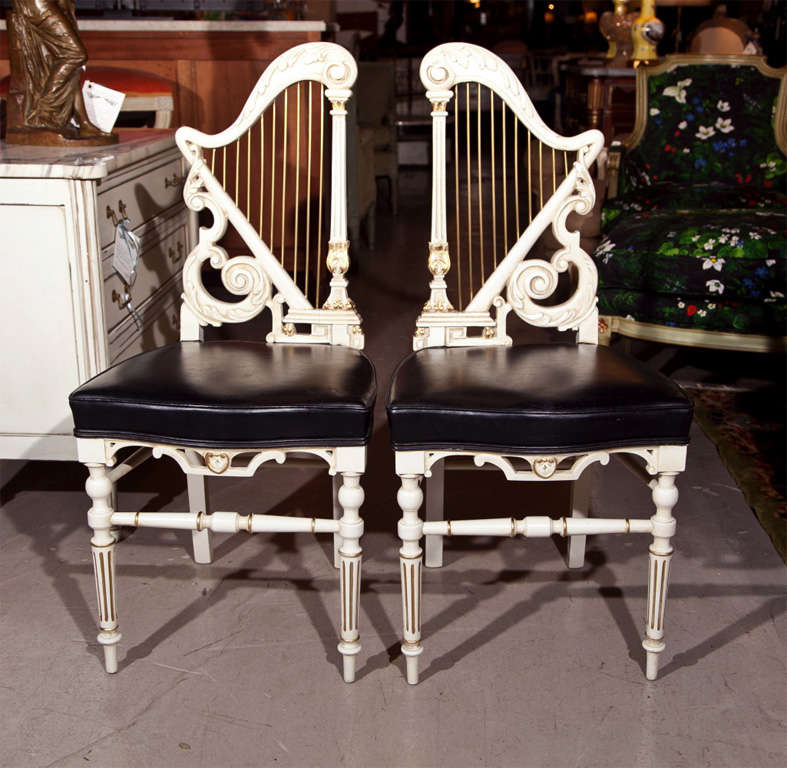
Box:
[388,343,692,453]
[70,341,376,448]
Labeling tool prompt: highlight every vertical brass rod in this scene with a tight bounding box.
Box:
[246,128,251,216]
[502,102,508,253]
[490,90,497,269]
[234,138,240,204]
[294,82,301,288]
[259,114,265,238]
[527,130,533,223]
[270,101,277,249]
[514,116,520,236]
[210,148,215,176]
[222,146,227,191]
[538,139,544,211]
[305,82,313,303]
[465,82,472,307]
[552,146,556,195]
[316,85,325,306]
[476,83,484,288]
[280,87,288,265]
[564,150,568,178]
[454,85,462,311]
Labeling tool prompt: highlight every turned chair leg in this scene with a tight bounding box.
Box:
[567,468,592,568]
[337,472,364,683]
[397,474,424,684]
[424,462,445,568]
[332,473,343,569]
[643,472,678,680]
[187,463,212,564]
[86,464,122,673]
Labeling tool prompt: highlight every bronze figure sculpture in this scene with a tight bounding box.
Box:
[5,0,116,145]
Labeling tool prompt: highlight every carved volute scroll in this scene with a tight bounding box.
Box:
[175,42,364,348]
[414,43,604,349]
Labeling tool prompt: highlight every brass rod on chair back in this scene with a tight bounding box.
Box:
[502,101,508,255]
[234,139,240,205]
[316,84,325,307]
[476,83,484,289]
[538,139,544,212]
[305,81,313,303]
[246,130,251,217]
[280,88,289,265]
[527,129,532,225]
[490,90,497,270]
[454,85,462,310]
[465,83,473,306]
[294,82,301,289]
[270,101,277,252]
[514,114,520,238]
[259,113,265,238]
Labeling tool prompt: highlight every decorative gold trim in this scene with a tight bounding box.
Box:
[326,240,350,275]
[432,101,448,113]
[422,298,453,312]
[134,511,140,528]
[625,518,631,533]
[446,521,452,537]
[510,518,516,537]
[562,518,567,537]
[282,323,296,336]
[246,514,253,533]
[400,552,422,560]
[196,511,205,532]
[310,518,316,533]
[428,241,451,277]
[205,452,231,474]
[533,457,558,479]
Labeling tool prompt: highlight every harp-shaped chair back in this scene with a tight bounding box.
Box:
[414,43,604,349]
[175,42,363,348]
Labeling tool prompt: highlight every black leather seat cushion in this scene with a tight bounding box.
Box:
[387,344,692,453]
[70,341,376,448]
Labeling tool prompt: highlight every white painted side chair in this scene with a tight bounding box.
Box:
[386,43,693,685]
[69,42,375,683]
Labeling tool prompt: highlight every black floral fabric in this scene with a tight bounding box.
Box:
[593,61,787,335]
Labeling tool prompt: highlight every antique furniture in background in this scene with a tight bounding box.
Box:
[68,43,375,682]
[386,43,693,685]
[600,0,636,67]
[4,0,114,144]
[594,54,787,352]
[0,131,192,460]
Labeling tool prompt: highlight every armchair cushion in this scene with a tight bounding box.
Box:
[70,341,376,448]
[387,344,692,454]
[602,182,787,230]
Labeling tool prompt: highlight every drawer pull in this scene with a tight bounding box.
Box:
[106,201,129,226]
[164,173,186,189]
[168,242,184,264]
[111,288,131,309]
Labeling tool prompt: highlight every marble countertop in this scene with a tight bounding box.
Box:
[0,131,178,179]
[0,20,326,32]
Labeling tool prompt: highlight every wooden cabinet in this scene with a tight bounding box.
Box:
[0,132,193,460]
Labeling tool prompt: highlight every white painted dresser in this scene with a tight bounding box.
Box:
[0,132,193,460]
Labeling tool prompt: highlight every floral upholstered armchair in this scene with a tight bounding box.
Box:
[594,54,786,352]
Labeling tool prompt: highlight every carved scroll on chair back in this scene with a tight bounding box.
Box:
[69,43,375,683]
[387,43,693,685]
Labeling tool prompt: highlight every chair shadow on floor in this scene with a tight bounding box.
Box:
[1,433,785,682]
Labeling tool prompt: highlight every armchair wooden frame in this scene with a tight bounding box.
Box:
[72,42,371,683]
[390,43,690,685]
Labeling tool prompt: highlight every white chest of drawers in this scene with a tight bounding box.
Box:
[0,132,193,460]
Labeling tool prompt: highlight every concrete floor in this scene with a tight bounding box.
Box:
[1,170,785,767]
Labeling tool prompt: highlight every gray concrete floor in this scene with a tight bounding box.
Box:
[1,170,785,767]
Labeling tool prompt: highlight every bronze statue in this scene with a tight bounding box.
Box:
[5,0,116,145]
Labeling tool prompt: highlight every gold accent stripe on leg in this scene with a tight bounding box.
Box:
[409,563,416,637]
[349,561,355,631]
[650,559,658,630]
[658,561,667,631]
[99,551,109,624]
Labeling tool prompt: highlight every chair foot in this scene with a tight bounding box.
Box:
[98,631,121,674]
[403,645,422,685]
[643,639,664,680]
[339,644,360,683]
